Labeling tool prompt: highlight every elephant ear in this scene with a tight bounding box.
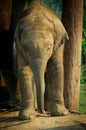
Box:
[60,32,69,46]
[53,18,69,51]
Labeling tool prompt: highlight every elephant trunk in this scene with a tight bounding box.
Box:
[31,60,46,113]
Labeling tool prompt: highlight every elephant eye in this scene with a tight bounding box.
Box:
[47,46,51,51]
[47,44,52,52]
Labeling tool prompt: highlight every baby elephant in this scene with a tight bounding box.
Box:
[14,0,69,120]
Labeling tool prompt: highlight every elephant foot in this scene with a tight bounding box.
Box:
[18,104,36,120]
[51,104,69,116]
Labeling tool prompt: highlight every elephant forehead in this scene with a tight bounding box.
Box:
[23,30,53,41]
[18,8,54,36]
[20,30,54,50]
[18,20,54,47]
[18,17,53,35]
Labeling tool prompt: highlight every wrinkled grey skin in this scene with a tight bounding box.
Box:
[14,0,69,120]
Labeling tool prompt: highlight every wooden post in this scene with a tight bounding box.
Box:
[62,0,84,112]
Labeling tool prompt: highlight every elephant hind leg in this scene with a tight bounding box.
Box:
[44,71,51,112]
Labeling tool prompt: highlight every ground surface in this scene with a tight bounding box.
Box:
[0,111,86,130]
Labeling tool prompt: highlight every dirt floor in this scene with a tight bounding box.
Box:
[0,86,86,130]
[0,110,86,130]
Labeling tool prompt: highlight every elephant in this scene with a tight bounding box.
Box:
[14,0,69,120]
[0,0,29,107]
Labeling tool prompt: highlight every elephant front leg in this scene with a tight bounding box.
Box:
[47,46,69,116]
[18,66,35,120]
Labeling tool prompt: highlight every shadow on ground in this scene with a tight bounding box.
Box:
[41,123,86,130]
[0,111,86,130]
